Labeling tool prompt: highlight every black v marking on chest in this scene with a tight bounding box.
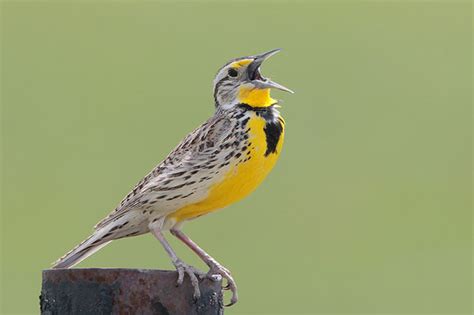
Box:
[237,104,284,156]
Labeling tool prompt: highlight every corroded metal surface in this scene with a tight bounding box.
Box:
[40,268,223,315]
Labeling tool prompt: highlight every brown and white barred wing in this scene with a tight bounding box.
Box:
[52,115,235,269]
[135,116,240,216]
[94,114,234,229]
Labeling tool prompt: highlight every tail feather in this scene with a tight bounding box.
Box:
[51,226,115,269]
[52,215,145,269]
[51,238,111,269]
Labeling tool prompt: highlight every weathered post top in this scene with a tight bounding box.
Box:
[40,268,224,315]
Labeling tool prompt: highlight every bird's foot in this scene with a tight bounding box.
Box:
[207,262,238,306]
[173,259,206,300]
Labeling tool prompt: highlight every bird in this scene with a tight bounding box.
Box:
[52,49,293,306]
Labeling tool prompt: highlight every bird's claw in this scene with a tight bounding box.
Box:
[208,273,222,282]
[207,263,238,306]
[173,259,205,300]
[172,258,238,306]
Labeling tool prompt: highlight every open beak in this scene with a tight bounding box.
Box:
[247,48,294,94]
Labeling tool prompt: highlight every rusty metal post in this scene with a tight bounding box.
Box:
[40,268,223,315]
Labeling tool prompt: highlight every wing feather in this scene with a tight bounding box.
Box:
[94,115,232,229]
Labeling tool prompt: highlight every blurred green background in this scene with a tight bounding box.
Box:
[1,1,471,314]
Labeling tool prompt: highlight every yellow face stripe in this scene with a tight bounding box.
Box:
[230,59,253,69]
[238,86,276,107]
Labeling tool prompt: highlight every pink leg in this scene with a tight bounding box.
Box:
[150,226,205,299]
[171,228,238,306]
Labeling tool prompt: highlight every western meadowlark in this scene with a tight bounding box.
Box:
[52,49,293,306]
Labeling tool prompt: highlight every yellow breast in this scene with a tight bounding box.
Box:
[170,114,284,222]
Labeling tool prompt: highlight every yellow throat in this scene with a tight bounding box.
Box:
[238,87,276,107]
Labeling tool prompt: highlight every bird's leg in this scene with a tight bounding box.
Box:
[150,226,205,299]
[170,228,238,306]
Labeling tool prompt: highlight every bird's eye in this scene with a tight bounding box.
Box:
[228,68,238,77]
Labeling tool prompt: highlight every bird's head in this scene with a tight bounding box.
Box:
[213,49,293,110]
